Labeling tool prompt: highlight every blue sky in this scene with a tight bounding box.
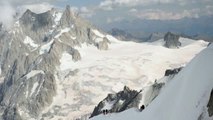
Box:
[57,0,213,25]
[0,0,213,35]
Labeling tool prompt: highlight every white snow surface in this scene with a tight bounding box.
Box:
[102,100,116,111]
[39,39,54,54]
[50,38,208,120]
[25,70,44,79]
[53,11,62,25]
[23,36,39,50]
[54,28,70,39]
[30,82,39,97]
[92,44,213,120]
[92,29,105,38]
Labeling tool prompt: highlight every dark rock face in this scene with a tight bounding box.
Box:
[68,48,81,62]
[96,37,109,50]
[90,86,142,118]
[207,89,213,117]
[19,9,55,44]
[164,67,183,76]
[2,107,22,120]
[20,9,54,31]
[164,32,181,48]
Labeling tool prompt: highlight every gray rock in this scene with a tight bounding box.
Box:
[164,32,181,48]
[59,5,76,28]
[19,9,54,43]
[67,48,81,62]
[207,89,213,117]
[96,37,109,50]
[2,107,22,120]
[90,86,142,118]
[164,67,183,76]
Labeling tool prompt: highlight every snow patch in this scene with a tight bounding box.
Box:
[40,39,54,54]
[102,101,116,111]
[106,35,120,43]
[24,36,39,49]
[92,29,105,38]
[70,35,76,40]
[95,37,104,43]
[25,70,44,79]
[54,28,70,39]
[53,12,62,25]
[30,82,39,97]
[59,52,73,71]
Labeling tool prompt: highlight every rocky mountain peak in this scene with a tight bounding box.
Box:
[164,32,181,48]
[0,5,113,120]
[60,5,77,28]
[20,9,54,31]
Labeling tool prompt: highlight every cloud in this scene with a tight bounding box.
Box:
[0,2,15,29]
[129,8,137,13]
[0,0,65,6]
[132,9,201,20]
[99,0,173,9]
[107,17,124,23]
[17,3,54,14]
[79,6,94,18]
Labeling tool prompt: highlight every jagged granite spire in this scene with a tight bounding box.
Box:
[60,5,76,28]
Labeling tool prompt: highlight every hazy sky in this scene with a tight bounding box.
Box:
[0,0,213,31]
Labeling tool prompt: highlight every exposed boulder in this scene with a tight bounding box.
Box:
[164,32,181,48]
[207,89,213,117]
[96,37,109,50]
[164,67,183,76]
[68,48,81,62]
[90,86,142,118]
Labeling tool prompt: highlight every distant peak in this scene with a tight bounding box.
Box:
[66,5,71,10]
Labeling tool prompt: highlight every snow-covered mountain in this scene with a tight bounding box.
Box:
[0,5,210,120]
[0,5,112,120]
[91,44,213,120]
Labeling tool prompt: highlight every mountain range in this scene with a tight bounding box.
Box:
[0,5,212,120]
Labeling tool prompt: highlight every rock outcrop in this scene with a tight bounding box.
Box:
[207,89,213,117]
[164,32,181,48]
[164,67,183,76]
[90,86,142,118]
[96,37,109,50]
